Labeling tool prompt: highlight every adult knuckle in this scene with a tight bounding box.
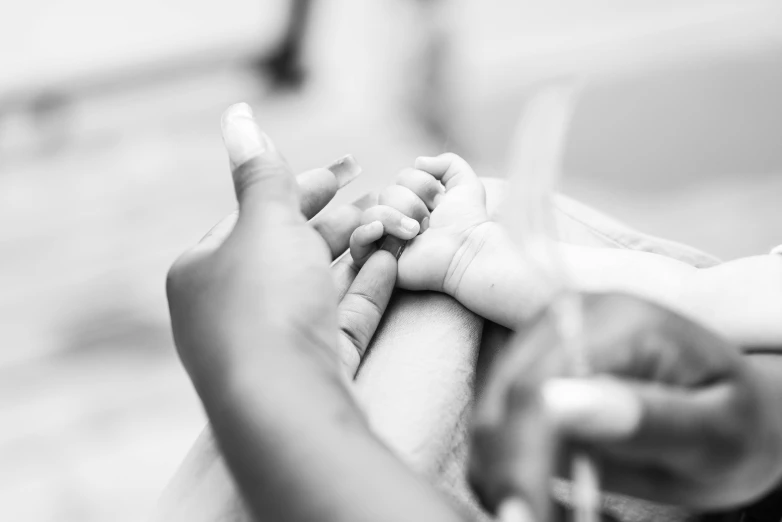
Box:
[505,379,537,410]
[344,289,384,319]
[236,161,295,195]
[338,312,370,353]
[166,253,191,296]
[336,339,361,372]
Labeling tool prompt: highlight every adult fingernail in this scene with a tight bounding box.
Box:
[328,154,362,189]
[221,103,274,169]
[497,497,535,522]
[542,378,642,440]
[421,216,430,233]
[401,216,420,234]
[380,236,406,259]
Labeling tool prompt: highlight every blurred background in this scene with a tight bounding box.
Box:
[2,1,782,520]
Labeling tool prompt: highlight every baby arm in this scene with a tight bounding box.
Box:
[360,153,782,348]
[454,219,782,347]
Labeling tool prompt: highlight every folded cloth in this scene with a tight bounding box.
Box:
[553,193,721,268]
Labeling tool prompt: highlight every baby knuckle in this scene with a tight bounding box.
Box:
[378,184,398,202]
[360,206,381,225]
[395,167,416,184]
[439,152,462,164]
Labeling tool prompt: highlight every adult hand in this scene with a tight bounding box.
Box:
[164,103,404,521]
[167,103,396,386]
[470,292,782,512]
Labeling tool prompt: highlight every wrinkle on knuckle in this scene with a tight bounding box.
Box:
[337,340,361,374]
[345,288,385,319]
[338,317,369,355]
[236,163,296,197]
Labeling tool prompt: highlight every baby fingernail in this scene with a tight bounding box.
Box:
[221,103,274,168]
[366,220,383,234]
[421,216,430,233]
[380,235,406,259]
[401,216,420,234]
[414,156,431,170]
[328,154,363,189]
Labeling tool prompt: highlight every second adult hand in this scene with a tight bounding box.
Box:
[499,80,600,522]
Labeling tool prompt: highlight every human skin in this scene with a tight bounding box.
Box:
[153,168,691,522]
[347,152,781,350]
[471,292,782,511]
[451,223,782,346]
[157,126,781,522]
[160,104,512,522]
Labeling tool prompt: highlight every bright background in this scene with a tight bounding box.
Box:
[2,1,781,520]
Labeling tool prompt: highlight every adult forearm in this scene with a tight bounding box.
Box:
[196,345,464,522]
[741,354,782,494]
[154,291,486,522]
[152,426,250,522]
[353,289,489,520]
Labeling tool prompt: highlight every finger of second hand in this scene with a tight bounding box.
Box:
[337,250,398,376]
[296,154,362,219]
[331,233,401,304]
[329,192,383,300]
[498,497,536,522]
[310,204,362,259]
[379,235,406,260]
[296,168,339,219]
[331,252,359,302]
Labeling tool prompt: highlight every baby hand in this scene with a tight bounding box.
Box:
[351,153,492,294]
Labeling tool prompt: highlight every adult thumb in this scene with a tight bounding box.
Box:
[221,103,299,218]
[543,376,730,467]
[542,377,643,442]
